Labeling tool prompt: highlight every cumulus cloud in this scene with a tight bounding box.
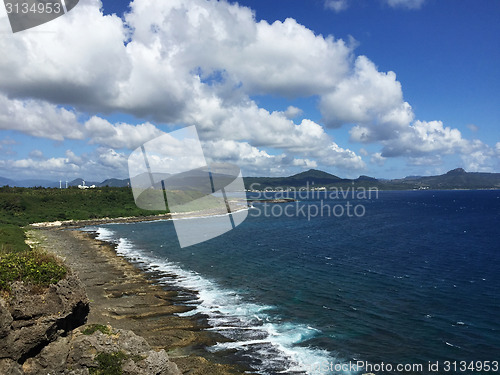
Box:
[0,148,133,180]
[0,0,365,174]
[0,0,494,176]
[320,56,414,130]
[7,156,80,174]
[0,0,129,110]
[84,117,164,149]
[284,106,303,119]
[380,120,465,157]
[0,94,84,141]
[461,150,495,172]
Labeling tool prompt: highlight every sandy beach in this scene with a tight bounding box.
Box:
[27,227,252,375]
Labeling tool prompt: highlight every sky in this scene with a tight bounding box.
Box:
[0,0,499,181]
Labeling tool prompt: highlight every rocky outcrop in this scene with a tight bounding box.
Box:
[0,273,180,374]
[0,273,89,364]
[22,326,181,375]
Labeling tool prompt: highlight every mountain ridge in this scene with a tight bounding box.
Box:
[2,168,500,190]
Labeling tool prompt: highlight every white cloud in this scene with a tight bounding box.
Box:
[0,0,494,177]
[97,148,128,170]
[324,0,349,13]
[29,150,44,159]
[0,148,133,181]
[0,94,84,141]
[0,0,365,173]
[467,123,479,132]
[320,56,414,129]
[370,152,386,166]
[84,117,164,149]
[381,120,465,157]
[9,157,79,173]
[324,0,426,12]
[0,0,129,110]
[386,0,426,10]
[461,150,495,172]
[65,150,83,165]
[407,155,442,166]
[183,94,364,170]
[351,115,497,171]
[293,158,318,169]
[284,106,303,119]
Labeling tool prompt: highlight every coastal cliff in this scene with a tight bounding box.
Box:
[0,268,181,374]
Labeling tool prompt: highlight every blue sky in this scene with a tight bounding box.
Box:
[0,0,499,181]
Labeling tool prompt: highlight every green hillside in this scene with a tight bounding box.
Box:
[0,187,166,254]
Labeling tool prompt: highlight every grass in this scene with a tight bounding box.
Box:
[0,250,67,292]
[0,186,167,291]
[0,186,167,228]
[83,324,113,335]
[0,224,29,254]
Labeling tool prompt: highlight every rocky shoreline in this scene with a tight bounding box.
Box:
[0,228,250,374]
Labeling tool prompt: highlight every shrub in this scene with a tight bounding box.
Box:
[82,324,112,335]
[90,351,128,375]
[0,250,67,292]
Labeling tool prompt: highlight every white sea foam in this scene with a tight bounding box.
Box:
[90,226,345,375]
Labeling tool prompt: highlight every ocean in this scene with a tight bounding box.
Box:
[84,190,500,374]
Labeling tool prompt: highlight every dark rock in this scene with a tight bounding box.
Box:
[0,273,89,363]
[0,298,13,339]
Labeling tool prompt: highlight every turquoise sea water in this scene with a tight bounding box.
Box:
[85,190,500,374]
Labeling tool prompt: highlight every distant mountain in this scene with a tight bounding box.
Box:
[1,168,500,190]
[355,175,377,182]
[68,178,100,187]
[0,178,59,187]
[391,168,500,190]
[0,176,15,186]
[244,168,500,190]
[244,169,343,189]
[17,179,60,188]
[99,178,130,187]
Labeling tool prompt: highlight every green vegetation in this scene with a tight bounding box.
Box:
[83,324,113,335]
[0,186,166,228]
[89,351,145,375]
[0,186,166,291]
[0,250,66,292]
[0,224,29,253]
[90,351,128,375]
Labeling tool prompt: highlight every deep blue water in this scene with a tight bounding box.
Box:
[86,190,500,374]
